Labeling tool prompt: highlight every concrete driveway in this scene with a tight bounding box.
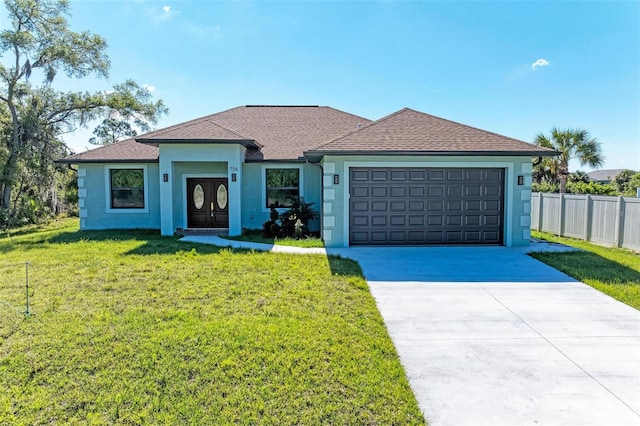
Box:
[345,246,640,426]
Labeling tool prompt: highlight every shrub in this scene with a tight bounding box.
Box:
[566,181,618,195]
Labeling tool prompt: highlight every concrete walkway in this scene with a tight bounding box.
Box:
[180,235,640,426]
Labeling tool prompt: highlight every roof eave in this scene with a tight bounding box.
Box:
[56,158,159,164]
[136,138,262,149]
[304,149,560,158]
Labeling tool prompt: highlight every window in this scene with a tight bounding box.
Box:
[266,168,299,208]
[110,169,145,209]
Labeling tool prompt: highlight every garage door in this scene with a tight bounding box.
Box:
[349,168,504,245]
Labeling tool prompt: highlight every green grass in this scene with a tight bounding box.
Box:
[531,231,640,310]
[0,219,423,424]
[223,231,325,248]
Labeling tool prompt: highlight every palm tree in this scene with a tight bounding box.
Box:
[534,128,604,193]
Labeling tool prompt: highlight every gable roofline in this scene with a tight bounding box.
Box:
[57,138,159,164]
[308,107,559,156]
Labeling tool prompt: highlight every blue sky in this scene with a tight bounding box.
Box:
[19,1,640,171]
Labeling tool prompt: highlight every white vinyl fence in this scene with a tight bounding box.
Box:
[531,193,640,251]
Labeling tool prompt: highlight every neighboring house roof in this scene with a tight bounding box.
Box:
[587,169,630,182]
[59,138,158,163]
[307,108,558,157]
[136,105,371,161]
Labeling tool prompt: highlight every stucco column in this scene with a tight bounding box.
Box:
[228,157,242,236]
[159,156,174,236]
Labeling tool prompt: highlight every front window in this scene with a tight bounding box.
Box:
[266,168,299,208]
[110,169,145,209]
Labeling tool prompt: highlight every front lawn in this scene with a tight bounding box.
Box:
[531,231,640,310]
[0,219,423,424]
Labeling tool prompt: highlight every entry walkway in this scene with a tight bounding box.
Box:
[181,235,640,426]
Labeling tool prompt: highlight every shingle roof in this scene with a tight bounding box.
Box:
[587,169,631,182]
[59,138,158,163]
[137,105,371,160]
[60,106,558,164]
[308,108,558,156]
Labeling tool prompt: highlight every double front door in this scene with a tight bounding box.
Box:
[187,178,229,228]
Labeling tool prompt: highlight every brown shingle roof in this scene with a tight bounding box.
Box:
[59,138,158,163]
[137,105,371,160]
[308,108,558,156]
[60,106,558,164]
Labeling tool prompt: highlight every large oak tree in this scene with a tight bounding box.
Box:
[0,0,167,225]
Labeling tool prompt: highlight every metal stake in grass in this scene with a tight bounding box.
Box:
[24,261,32,317]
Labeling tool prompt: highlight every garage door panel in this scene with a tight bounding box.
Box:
[371,170,388,180]
[409,186,425,197]
[464,231,482,242]
[465,215,481,226]
[391,186,406,197]
[371,186,388,197]
[484,185,502,196]
[409,215,424,225]
[371,215,387,226]
[352,170,369,181]
[391,215,406,226]
[390,231,407,241]
[429,170,445,180]
[446,200,462,211]
[427,200,442,211]
[446,231,463,242]
[483,215,501,226]
[352,186,369,197]
[465,200,481,211]
[427,215,443,225]
[390,201,406,211]
[352,215,369,226]
[352,201,369,212]
[371,231,388,242]
[447,185,463,197]
[465,185,482,196]
[410,201,426,211]
[349,167,504,245]
[390,170,407,180]
[446,215,462,226]
[410,170,426,180]
[429,186,445,197]
[447,169,464,180]
[409,231,425,242]
[485,169,503,180]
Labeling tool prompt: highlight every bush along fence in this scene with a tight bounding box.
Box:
[531,193,640,251]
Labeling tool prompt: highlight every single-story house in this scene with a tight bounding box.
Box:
[60,105,557,248]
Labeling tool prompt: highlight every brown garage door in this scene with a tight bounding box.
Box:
[349,168,504,245]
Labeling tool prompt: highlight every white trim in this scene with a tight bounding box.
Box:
[181,173,227,229]
[342,160,515,248]
[261,164,304,213]
[104,164,149,214]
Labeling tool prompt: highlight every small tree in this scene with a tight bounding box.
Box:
[623,172,640,197]
[534,128,604,193]
[569,170,590,184]
[612,169,637,194]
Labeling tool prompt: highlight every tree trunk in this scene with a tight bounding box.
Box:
[1,151,18,212]
[559,174,568,194]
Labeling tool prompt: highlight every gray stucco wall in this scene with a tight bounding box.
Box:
[78,163,161,230]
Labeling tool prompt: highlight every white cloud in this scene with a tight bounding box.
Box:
[531,58,550,70]
[142,84,155,92]
[149,5,178,23]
